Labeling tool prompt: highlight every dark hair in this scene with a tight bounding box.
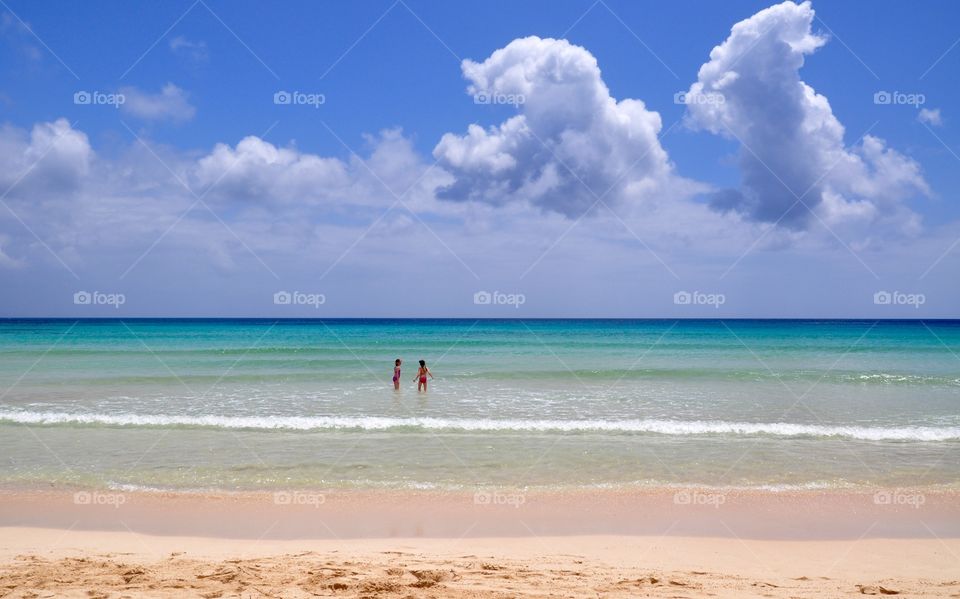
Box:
[419,359,425,367]
[395,358,401,365]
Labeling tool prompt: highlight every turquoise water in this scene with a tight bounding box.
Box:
[0,319,958,490]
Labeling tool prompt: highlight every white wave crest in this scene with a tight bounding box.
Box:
[1,410,958,441]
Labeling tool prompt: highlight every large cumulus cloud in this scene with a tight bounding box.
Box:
[433,36,676,217]
[683,0,928,232]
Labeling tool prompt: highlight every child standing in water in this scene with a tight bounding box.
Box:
[392,358,402,390]
[413,359,433,392]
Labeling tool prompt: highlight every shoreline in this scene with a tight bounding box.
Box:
[2,486,957,541]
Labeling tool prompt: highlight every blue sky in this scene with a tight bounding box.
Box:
[0,0,958,317]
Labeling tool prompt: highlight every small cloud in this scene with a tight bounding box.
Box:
[0,11,20,32]
[119,83,196,123]
[0,231,25,268]
[168,35,208,63]
[1,12,42,63]
[918,108,943,127]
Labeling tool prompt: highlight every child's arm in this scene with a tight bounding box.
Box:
[428,368,435,379]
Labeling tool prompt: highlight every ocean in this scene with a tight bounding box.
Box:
[0,319,958,492]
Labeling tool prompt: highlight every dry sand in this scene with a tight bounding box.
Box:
[1,489,959,597]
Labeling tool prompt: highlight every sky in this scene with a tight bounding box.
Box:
[0,0,958,318]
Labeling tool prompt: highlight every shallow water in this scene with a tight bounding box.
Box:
[1,319,958,490]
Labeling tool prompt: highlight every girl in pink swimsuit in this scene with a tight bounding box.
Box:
[413,359,433,392]
[392,358,402,390]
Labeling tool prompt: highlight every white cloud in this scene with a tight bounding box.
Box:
[918,108,943,127]
[0,118,92,197]
[433,36,679,217]
[191,128,439,211]
[168,36,208,63]
[119,83,196,123]
[0,234,23,268]
[1,12,42,63]
[684,0,929,233]
[194,135,349,202]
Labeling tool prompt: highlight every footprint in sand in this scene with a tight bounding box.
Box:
[408,569,449,588]
[856,584,900,595]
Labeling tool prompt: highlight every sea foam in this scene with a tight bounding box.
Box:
[1,410,957,441]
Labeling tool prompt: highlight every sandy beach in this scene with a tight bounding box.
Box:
[4,529,959,598]
[2,488,959,597]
